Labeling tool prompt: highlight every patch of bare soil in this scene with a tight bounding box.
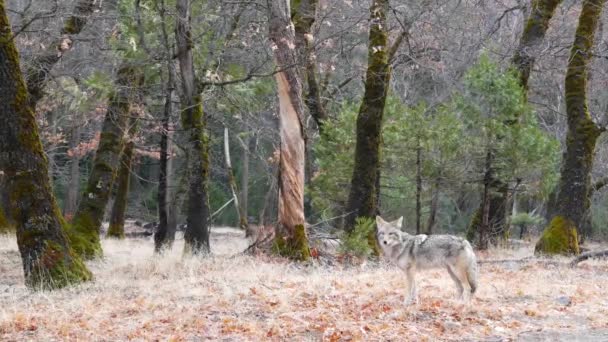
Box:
[1,232,607,341]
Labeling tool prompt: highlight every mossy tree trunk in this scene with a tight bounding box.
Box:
[107,140,136,239]
[470,0,563,245]
[176,0,211,255]
[344,0,392,231]
[70,65,144,259]
[268,0,310,261]
[0,1,91,289]
[25,0,97,110]
[536,0,605,255]
[108,110,141,239]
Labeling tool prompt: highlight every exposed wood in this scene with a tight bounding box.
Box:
[224,127,248,230]
[268,0,310,260]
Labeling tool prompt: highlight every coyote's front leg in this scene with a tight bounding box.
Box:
[403,266,417,305]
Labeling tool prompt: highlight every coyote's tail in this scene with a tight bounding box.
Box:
[463,240,478,295]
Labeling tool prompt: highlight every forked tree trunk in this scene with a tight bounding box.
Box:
[471,0,563,244]
[224,128,248,230]
[0,1,91,288]
[176,0,211,255]
[268,0,310,260]
[511,0,563,92]
[70,65,144,259]
[536,0,605,255]
[345,0,392,231]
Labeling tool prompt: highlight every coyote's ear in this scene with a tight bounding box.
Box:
[394,216,403,228]
[375,215,386,230]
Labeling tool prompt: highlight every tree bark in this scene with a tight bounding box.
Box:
[291,0,328,128]
[154,0,177,253]
[239,133,254,225]
[426,177,440,235]
[268,0,310,260]
[107,140,135,239]
[63,124,82,218]
[344,0,391,231]
[176,0,211,255]
[0,1,91,288]
[70,64,144,259]
[25,0,97,110]
[536,0,605,255]
[415,144,422,235]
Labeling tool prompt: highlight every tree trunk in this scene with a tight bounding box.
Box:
[107,140,135,239]
[344,0,391,231]
[415,144,422,235]
[268,0,310,261]
[25,0,97,110]
[154,0,177,253]
[426,177,440,235]
[176,0,211,255]
[224,127,248,230]
[479,150,493,250]
[0,2,91,288]
[536,0,605,255]
[291,0,328,128]
[240,133,253,225]
[70,65,144,259]
[63,124,82,218]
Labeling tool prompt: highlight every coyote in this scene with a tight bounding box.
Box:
[376,216,478,304]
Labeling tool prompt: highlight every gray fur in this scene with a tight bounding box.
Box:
[376,216,478,304]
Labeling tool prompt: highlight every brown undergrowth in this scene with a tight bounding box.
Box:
[1,231,607,341]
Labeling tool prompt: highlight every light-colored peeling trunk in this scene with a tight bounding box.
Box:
[224,127,247,230]
[268,0,310,260]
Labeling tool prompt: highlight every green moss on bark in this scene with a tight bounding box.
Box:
[27,240,92,290]
[272,224,311,261]
[535,216,580,255]
[67,213,103,259]
[0,207,13,233]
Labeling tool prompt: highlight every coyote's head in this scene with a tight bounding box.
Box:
[376,215,403,247]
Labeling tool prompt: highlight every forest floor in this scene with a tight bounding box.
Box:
[1,228,608,341]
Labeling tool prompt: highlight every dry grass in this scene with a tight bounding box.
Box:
[1,230,608,341]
